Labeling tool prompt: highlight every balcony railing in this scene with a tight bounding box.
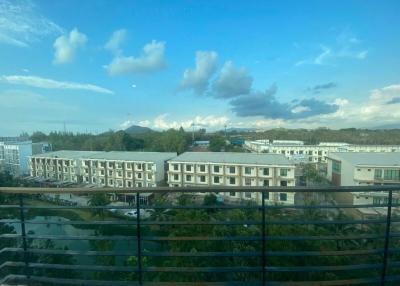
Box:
[0,185,400,285]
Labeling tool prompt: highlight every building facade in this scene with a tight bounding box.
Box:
[29,151,176,187]
[326,152,400,216]
[0,140,52,176]
[167,152,296,204]
[244,140,400,163]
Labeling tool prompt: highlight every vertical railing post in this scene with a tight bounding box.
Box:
[18,194,30,282]
[136,192,143,285]
[261,190,266,286]
[381,189,393,286]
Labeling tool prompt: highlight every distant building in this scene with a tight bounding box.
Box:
[326,152,400,217]
[244,140,400,163]
[194,140,210,147]
[29,151,177,187]
[167,152,296,205]
[0,140,52,176]
[326,152,400,186]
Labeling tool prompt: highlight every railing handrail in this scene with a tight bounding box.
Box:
[0,184,399,194]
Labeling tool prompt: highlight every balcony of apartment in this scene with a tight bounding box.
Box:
[0,185,400,285]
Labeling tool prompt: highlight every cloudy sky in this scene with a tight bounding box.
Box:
[1,0,400,135]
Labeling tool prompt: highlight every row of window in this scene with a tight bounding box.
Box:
[84,177,154,188]
[83,161,153,171]
[375,169,400,181]
[172,174,288,186]
[227,192,288,201]
[171,164,290,176]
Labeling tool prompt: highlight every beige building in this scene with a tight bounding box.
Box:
[245,140,400,163]
[326,152,400,216]
[29,151,176,187]
[167,152,296,204]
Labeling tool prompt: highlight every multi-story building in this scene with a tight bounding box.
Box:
[244,140,400,163]
[326,152,400,216]
[326,152,400,186]
[29,151,177,187]
[0,140,52,176]
[79,151,176,188]
[167,152,296,204]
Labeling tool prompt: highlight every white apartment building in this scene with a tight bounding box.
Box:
[326,152,400,186]
[29,151,177,187]
[167,152,296,205]
[326,152,400,216]
[244,140,400,163]
[79,151,176,188]
[0,140,51,176]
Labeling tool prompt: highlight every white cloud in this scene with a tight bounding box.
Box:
[212,61,253,98]
[0,0,62,47]
[105,29,127,54]
[53,28,87,64]
[295,31,368,66]
[291,106,311,114]
[106,40,166,75]
[180,51,218,94]
[129,114,229,130]
[1,75,114,94]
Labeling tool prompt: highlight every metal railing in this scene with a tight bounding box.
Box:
[0,185,400,285]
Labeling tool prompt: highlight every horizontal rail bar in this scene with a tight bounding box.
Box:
[2,202,400,210]
[1,185,399,194]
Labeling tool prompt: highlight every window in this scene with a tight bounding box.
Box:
[384,169,400,181]
[263,168,269,176]
[199,165,206,172]
[213,176,220,183]
[127,171,132,177]
[244,167,251,175]
[230,192,236,197]
[264,192,269,200]
[279,193,288,201]
[137,173,142,179]
[280,181,288,187]
[116,163,122,169]
[137,163,143,170]
[186,174,192,181]
[245,192,251,198]
[280,169,288,176]
[263,179,269,187]
[108,170,113,176]
[213,165,220,173]
[332,161,341,173]
[186,165,192,172]
[245,178,251,186]
[229,177,236,185]
[173,164,179,171]
[147,173,152,180]
[229,166,235,174]
[100,178,105,184]
[127,181,132,187]
[174,174,179,181]
[100,170,105,175]
[117,170,122,177]
[200,175,206,182]
[357,168,361,171]
[137,182,142,187]
[126,163,132,169]
[374,169,382,180]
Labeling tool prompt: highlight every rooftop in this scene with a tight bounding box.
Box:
[31,150,177,162]
[31,150,102,159]
[169,152,293,165]
[84,151,177,162]
[328,152,400,167]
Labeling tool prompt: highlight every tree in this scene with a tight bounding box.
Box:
[209,135,226,152]
[87,193,110,218]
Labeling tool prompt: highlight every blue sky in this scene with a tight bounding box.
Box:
[1,0,400,135]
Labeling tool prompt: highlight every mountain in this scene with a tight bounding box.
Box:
[124,125,154,134]
[225,127,258,133]
[373,123,400,130]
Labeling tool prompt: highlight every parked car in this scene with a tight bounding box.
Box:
[124,209,154,219]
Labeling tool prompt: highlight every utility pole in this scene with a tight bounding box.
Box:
[191,123,195,145]
[63,121,67,134]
